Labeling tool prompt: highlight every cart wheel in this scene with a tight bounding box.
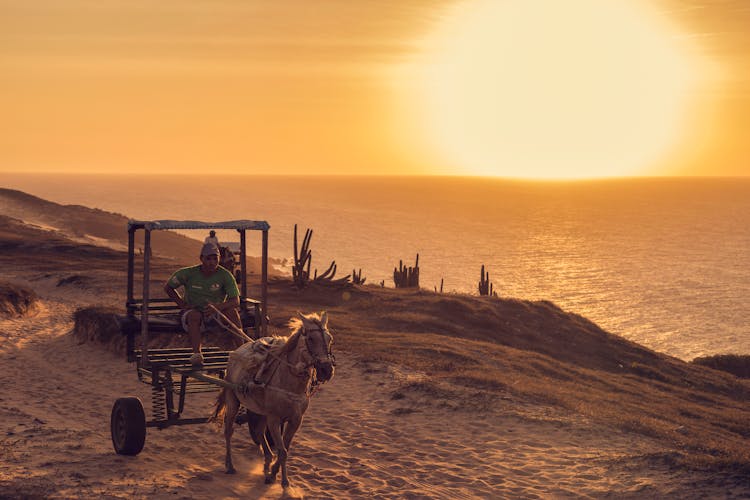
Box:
[111,397,146,455]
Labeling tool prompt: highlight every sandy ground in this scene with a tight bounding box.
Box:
[1,270,747,499]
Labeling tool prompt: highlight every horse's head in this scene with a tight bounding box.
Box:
[219,246,235,271]
[297,311,335,383]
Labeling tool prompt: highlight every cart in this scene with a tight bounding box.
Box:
[110,219,269,455]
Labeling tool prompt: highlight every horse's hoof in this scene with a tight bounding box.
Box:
[282,480,290,488]
[264,476,274,484]
[226,467,236,475]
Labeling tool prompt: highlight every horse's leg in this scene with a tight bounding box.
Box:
[247,411,265,446]
[279,416,302,488]
[223,390,240,474]
[248,413,273,477]
[260,433,273,479]
[266,416,285,484]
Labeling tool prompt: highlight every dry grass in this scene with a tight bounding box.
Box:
[0,281,39,318]
[72,306,124,350]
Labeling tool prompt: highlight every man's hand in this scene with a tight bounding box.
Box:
[210,298,240,315]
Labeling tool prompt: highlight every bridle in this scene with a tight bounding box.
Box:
[300,324,336,369]
[266,323,335,377]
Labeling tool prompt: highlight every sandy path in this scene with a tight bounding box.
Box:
[0,276,740,499]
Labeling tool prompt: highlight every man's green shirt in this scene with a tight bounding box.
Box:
[167,265,239,310]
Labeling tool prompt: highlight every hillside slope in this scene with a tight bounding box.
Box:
[0,188,203,261]
[2,188,749,495]
[264,280,750,474]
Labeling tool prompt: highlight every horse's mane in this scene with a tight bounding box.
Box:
[267,313,323,356]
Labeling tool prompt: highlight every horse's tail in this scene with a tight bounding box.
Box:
[209,387,227,429]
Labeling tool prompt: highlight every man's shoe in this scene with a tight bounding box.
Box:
[190,352,204,367]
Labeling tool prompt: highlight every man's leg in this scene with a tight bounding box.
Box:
[184,309,204,365]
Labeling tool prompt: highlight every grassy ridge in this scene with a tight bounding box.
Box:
[265,280,750,476]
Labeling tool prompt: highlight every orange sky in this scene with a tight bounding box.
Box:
[1,0,748,178]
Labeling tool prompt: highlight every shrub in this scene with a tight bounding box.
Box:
[693,354,750,379]
[0,281,39,318]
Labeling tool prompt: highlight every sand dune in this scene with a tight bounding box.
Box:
[1,194,749,498]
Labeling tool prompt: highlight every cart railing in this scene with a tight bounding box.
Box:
[126,297,261,314]
[120,297,261,362]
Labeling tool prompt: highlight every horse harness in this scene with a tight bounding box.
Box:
[246,324,335,399]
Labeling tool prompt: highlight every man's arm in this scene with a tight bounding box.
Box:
[164,282,189,310]
[213,270,240,314]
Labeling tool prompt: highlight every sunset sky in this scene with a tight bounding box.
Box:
[1,0,748,178]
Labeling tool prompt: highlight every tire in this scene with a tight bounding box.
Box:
[111,397,146,455]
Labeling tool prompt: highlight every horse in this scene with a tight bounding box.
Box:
[211,311,335,487]
[219,246,235,274]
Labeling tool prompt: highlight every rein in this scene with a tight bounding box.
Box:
[266,350,308,378]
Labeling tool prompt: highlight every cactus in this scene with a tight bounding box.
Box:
[393,254,420,288]
[352,268,366,285]
[292,224,350,287]
[292,224,312,287]
[478,264,494,296]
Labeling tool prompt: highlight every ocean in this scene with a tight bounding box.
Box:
[3,173,748,361]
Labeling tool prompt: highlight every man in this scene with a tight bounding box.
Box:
[204,230,220,247]
[164,243,241,367]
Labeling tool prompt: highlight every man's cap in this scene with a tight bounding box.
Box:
[201,243,220,256]
[209,230,216,235]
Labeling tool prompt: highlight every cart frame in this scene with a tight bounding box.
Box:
[111,219,270,455]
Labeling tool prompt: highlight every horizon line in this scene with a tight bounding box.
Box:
[2,171,749,182]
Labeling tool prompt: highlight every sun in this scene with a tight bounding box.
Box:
[409,0,706,179]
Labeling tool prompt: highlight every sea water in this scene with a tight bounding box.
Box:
[2,173,749,361]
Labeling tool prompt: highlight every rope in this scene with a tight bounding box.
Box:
[263,384,309,403]
[206,304,252,343]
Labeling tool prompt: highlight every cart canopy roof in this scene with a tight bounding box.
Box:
[128,219,270,231]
